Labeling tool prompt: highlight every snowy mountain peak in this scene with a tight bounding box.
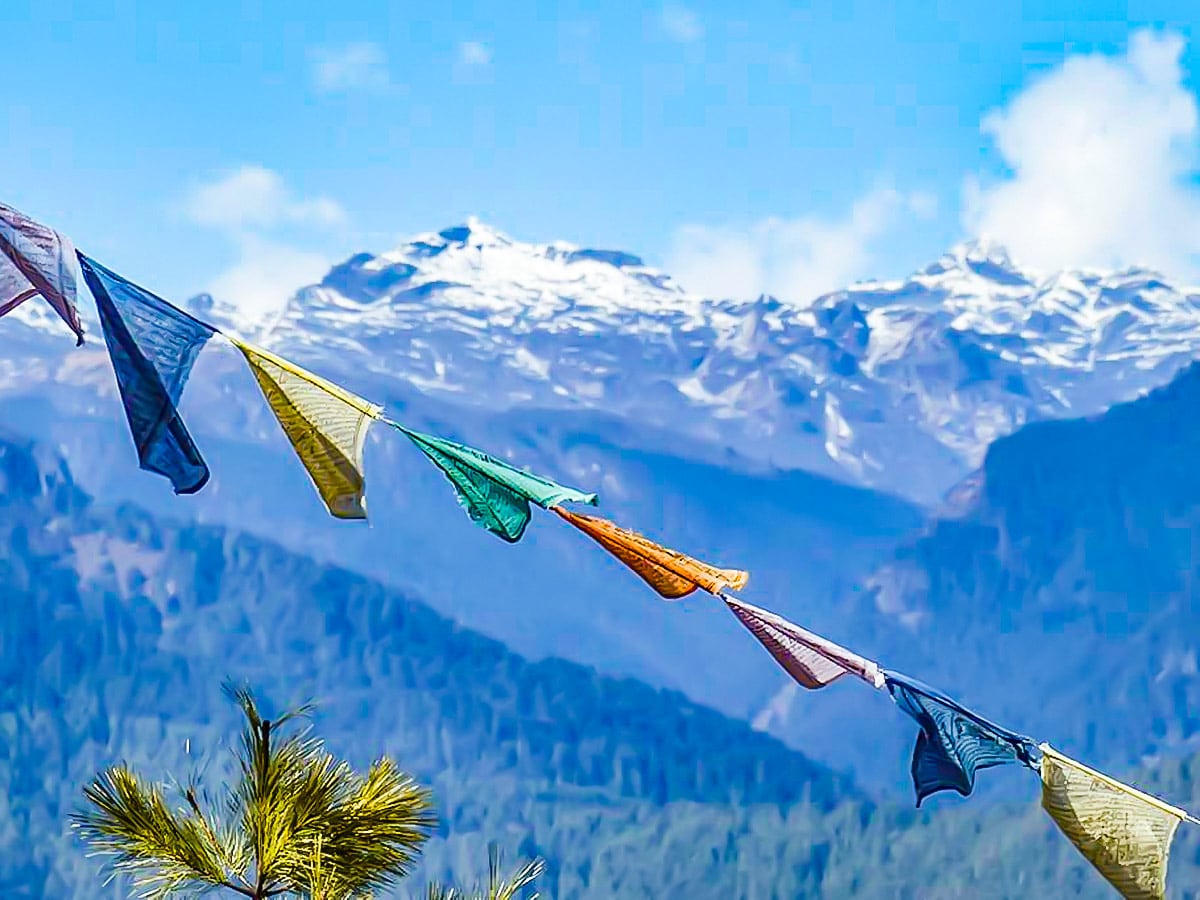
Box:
[10,220,1200,506]
[184,291,256,333]
[240,222,1200,503]
[371,217,657,277]
[952,236,1017,267]
[274,219,698,342]
[918,238,1029,286]
[431,217,514,250]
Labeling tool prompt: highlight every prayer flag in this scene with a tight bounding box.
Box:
[723,596,884,689]
[232,339,380,519]
[555,507,748,598]
[1041,744,1189,900]
[0,202,84,343]
[885,672,1038,806]
[391,423,597,542]
[78,254,214,494]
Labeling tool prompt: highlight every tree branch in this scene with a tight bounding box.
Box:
[253,718,272,899]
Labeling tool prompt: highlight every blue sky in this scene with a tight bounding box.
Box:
[3,0,1200,314]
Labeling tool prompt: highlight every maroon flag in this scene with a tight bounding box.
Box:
[0,202,84,344]
[723,595,883,689]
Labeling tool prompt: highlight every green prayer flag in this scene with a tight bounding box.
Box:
[392,423,597,542]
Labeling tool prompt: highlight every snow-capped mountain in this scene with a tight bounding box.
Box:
[199,220,1200,504]
[9,218,1200,504]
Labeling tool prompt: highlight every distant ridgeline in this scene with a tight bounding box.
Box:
[6,202,1200,897]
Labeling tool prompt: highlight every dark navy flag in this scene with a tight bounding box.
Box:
[884,671,1039,806]
[78,253,215,494]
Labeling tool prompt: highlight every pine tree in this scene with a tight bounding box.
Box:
[73,685,436,899]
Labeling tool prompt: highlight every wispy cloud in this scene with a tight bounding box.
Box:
[660,3,704,43]
[183,166,346,230]
[310,42,390,93]
[964,29,1200,278]
[457,40,493,68]
[182,167,347,317]
[667,187,935,303]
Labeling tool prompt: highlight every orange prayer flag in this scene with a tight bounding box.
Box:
[554,507,748,599]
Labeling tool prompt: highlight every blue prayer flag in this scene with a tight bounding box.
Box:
[78,254,215,494]
[885,671,1038,806]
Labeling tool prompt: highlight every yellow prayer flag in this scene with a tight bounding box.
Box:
[232,339,381,519]
[1040,744,1187,900]
[554,508,748,599]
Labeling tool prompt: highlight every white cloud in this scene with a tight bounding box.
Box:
[660,4,703,43]
[311,42,390,93]
[207,235,333,319]
[182,167,347,318]
[667,188,935,302]
[964,29,1200,277]
[458,41,492,67]
[183,166,346,231]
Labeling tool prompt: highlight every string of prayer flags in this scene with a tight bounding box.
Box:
[389,423,597,542]
[1040,744,1196,900]
[554,507,748,599]
[722,595,884,689]
[230,338,381,519]
[0,202,85,344]
[78,254,215,494]
[885,671,1038,807]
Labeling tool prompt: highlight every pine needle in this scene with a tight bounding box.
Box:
[75,686,436,899]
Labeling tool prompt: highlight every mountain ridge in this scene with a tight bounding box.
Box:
[217,222,1200,503]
